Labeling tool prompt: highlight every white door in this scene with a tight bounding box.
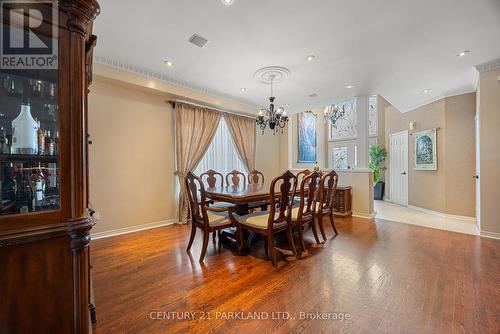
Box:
[475,112,480,229]
[390,131,408,206]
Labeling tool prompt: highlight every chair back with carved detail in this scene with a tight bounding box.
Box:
[248,170,265,185]
[267,170,297,231]
[185,172,209,227]
[318,170,339,212]
[296,169,311,185]
[296,171,321,221]
[226,170,246,186]
[200,169,224,188]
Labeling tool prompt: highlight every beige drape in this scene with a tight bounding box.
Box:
[224,113,256,172]
[175,102,221,223]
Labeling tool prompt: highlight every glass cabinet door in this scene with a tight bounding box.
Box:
[0,4,59,216]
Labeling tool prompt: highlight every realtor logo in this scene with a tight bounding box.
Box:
[1,0,58,69]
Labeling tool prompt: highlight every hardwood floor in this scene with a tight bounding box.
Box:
[91,217,500,334]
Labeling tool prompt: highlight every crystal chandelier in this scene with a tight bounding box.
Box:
[256,76,288,135]
[324,104,345,127]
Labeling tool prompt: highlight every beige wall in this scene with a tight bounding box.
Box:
[377,95,390,147]
[255,127,281,180]
[278,124,290,172]
[89,78,176,234]
[478,67,500,235]
[444,93,476,217]
[384,93,475,217]
[89,69,281,234]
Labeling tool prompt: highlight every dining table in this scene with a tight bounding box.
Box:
[205,183,353,217]
[205,183,274,215]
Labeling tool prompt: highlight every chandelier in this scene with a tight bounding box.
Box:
[324,104,345,128]
[256,76,288,134]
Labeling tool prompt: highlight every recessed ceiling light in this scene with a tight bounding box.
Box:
[240,88,246,92]
[306,55,315,61]
[164,60,173,67]
[456,50,471,57]
[221,0,234,5]
[422,88,431,93]
[345,84,355,89]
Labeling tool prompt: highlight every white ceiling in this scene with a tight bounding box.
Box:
[93,0,500,113]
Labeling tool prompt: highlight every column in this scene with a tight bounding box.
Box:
[355,96,370,169]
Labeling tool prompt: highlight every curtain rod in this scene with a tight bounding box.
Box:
[168,99,256,120]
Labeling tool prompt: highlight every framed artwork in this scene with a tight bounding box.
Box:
[297,111,317,163]
[413,128,437,170]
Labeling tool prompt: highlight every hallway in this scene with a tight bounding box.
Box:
[374,200,478,236]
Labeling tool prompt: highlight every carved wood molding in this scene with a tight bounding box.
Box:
[59,0,100,34]
[66,215,94,250]
[0,215,94,248]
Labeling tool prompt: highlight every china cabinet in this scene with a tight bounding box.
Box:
[0,1,100,333]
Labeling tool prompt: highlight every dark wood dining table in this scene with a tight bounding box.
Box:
[205,183,273,215]
[206,184,353,217]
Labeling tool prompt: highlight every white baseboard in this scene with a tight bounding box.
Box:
[353,212,376,219]
[480,230,500,240]
[407,205,476,223]
[91,219,176,240]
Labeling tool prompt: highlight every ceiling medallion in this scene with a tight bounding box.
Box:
[254,66,291,135]
[254,66,291,84]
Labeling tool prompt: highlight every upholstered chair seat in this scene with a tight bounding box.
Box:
[290,206,311,221]
[206,211,232,227]
[234,211,284,229]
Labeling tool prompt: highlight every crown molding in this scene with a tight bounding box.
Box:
[474,58,500,73]
[93,55,258,110]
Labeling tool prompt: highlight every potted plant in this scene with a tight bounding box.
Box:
[369,144,387,200]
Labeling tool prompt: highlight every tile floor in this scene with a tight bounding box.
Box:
[374,200,479,236]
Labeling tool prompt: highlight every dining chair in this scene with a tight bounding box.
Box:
[185,172,234,262]
[293,169,311,205]
[290,171,321,255]
[248,170,265,184]
[199,170,234,243]
[200,169,224,188]
[315,170,339,241]
[230,170,297,267]
[247,169,268,211]
[296,169,311,184]
[226,170,246,186]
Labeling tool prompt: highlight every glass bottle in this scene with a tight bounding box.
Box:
[46,130,55,156]
[15,173,33,213]
[37,121,45,155]
[11,99,38,155]
[54,131,59,155]
[0,126,9,154]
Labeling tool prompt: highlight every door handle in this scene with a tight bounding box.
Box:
[401,172,407,175]
[473,175,479,179]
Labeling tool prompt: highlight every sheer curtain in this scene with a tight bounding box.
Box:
[195,117,246,176]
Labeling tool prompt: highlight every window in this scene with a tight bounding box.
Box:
[328,99,357,141]
[328,141,356,170]
[327,96,379,170]
[194,117,246,176]
[332,146,348,169]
